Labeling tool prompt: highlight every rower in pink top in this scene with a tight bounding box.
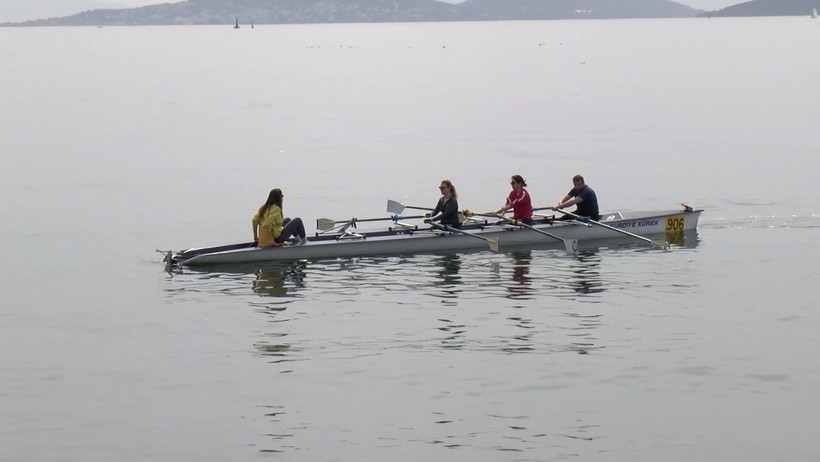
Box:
[494,175,533,224]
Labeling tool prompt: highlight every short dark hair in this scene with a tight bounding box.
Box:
[572,174,585,183]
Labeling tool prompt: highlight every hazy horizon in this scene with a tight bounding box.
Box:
[0,0,743,23]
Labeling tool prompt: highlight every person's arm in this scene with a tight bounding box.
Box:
[557,197,582,209]
[429,200,443,217]
[556,193,581,209]
[555,193,569,208]
[426,199,444,221]
[496,195,513,215]
[252,214,260,241]
[271,211,283,239]
[434,198,459,222]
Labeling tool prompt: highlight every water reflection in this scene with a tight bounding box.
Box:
[671,229,701,248]
[163,234,705,366]
[506,250,534,300]
[434,254,462,286]
[428,254,464,306]
[161,243,709,456]
[568,250,605,295]
[252,267,288,296]
[252,266,306,297]
[249,264,305,362]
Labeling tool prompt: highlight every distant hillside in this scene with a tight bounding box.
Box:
[701,0,819,17]
[459,0,697,20]
[2,0,701,27]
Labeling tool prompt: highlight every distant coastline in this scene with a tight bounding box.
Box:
[2,0,699,27]
[2,0,817,27]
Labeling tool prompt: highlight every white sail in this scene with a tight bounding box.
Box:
[813,8,818,18]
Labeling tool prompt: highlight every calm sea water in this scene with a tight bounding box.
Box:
[2,18,819,462]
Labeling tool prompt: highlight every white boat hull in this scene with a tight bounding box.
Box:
[169,208,702,267]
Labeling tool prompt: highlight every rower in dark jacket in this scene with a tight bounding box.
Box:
[425,179,461,229]
[555,174,600,221]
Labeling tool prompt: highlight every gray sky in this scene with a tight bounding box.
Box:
[0,0,744,23]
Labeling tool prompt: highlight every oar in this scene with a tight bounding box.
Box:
[552,209,670,250]
[317,215,426,231]
[500,216,577,253]
[462,209,500,218]
[387,199,432,215]
[388,199,470,223]
[465,211,577,253]
[430,223,499,252]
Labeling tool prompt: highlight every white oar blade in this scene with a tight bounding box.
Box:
[316,218,338,231]
[564,239,578,253]
[386,199,405,215]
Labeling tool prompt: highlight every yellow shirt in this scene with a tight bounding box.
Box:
[252,205,283,247]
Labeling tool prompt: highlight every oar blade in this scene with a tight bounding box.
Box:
[386,199,405,215]
[652,240,671,250]
[564,239,578,253]
[316,218,339,231]
[488,238,500,252]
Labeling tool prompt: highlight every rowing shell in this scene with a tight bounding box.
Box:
[166,207,702,267]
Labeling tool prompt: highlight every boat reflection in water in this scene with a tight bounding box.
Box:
[434,254,463,287]
[167,230,701,358]
[248,263,307,297]
[568,250,605,295]
[507,250,534,300]
[250,264,306,360]
[253,267,288,297]
[253,267,294,297]
[666,230,693,247]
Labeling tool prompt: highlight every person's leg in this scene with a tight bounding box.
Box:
[275,217,306,244]
[275,218,297,243]
[291,217,306,239]
[290,217,307,244]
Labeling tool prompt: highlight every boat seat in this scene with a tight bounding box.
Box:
[532,214,555,224]
[390,221,417,231]
[336,231,365,240]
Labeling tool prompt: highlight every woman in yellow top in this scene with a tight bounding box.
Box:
[252,188,308,247]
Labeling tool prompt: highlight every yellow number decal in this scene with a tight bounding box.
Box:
[665,216,684,233]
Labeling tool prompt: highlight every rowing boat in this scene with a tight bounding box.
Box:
[162,204,702,267]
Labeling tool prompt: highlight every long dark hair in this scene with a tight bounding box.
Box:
[511,175,527,187]
[257,188,283,220]
[441,179,457,199]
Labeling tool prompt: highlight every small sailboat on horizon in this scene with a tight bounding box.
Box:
[812,7,817,18]
[234,17,240,29]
